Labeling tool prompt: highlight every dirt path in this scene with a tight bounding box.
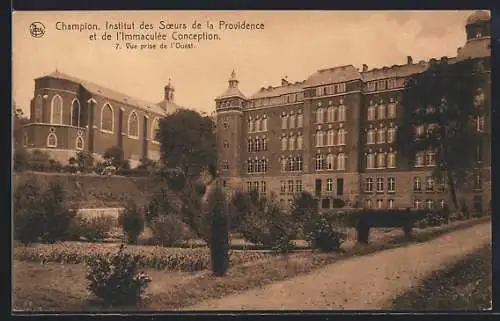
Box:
[185,221,491,310]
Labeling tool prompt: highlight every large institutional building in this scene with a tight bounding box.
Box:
[215,11,491,211]
[22,71,182,167]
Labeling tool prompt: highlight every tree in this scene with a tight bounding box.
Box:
[209,186,230,276]
[156,109,218,241]
[13,100,29,152]
[397,58,488,211]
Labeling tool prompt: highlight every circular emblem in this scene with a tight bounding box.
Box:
[29,22,45,38]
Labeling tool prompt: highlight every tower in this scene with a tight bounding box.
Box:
[164,78,175,102]
[215,69,247,192]
[465,10,491,41]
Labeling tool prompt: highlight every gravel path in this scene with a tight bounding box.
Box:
[186,221,491,311]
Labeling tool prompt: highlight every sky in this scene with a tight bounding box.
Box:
[12,10,480,116]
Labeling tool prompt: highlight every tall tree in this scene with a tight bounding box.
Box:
[156,108,218,241]
[397,58,488,211]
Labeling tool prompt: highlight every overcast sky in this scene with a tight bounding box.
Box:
[12,10,479,116]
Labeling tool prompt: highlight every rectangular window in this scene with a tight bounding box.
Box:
[297,114,303,128]
[377,80,386,91]
[280,180,286,194]
[388,199,395,209]
[261,181,267,193]
[366,199,373,208]
[414,199,422,209]
[365,178,373,192]
[315,179,322,196]
[327,178,333,192]
[322,198,330,209]
[336,178,344,196]
[281,115,288,129]
[376,199,384,209]
[295,180,302,193]
[413,177,422,192]
[474,173,482,190]
[388,177,395,193]
[426,176,434,192]
[367,82,376,91]
[376,177,384,193]
[288,180,294,193]
[246,181,252,192]
[388,102,396,118]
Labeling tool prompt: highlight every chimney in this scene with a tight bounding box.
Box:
[281,77,289,86]
[362,64,368,72]
[407,56,413,64]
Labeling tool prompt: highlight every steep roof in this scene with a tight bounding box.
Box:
[215,86,247,100]
[39,70,168,115]
[456,37,491,62]
[250,81,305,100]
[304,65,361,88]
[361,63,429,82]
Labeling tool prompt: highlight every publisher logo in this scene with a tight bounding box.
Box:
[29,22,45,38]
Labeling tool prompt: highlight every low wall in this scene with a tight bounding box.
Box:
[77,207,123,219]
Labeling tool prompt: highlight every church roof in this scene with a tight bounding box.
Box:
[39,70,169,115]
[456,37,491,62]
[250,81,305,100]
[304,65,361,88]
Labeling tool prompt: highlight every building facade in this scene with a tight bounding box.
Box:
[22,72,183,167]
[215,11,491,211]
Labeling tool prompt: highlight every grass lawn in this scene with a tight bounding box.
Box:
[12,217,490,312]
[389,244,492,311]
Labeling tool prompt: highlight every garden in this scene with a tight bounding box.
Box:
[12,174,490,311]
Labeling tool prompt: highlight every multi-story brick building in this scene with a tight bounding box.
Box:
[22,72,183,167]
[215,11,491,211]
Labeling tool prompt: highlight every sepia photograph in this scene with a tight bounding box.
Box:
[12,10,491,312]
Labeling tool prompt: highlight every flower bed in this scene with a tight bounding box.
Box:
[13,242,269,272]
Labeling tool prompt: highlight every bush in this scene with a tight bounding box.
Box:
[149,214,192,246]
[85,244,152,307]
[71,215,115,242]
[14,178,76,244]
[304,214,346,252]
[14,148,30,172]
[68,151,94,173]
[209,187,229,276]
[118,201,145,244]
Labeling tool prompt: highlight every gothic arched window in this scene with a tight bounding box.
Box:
[51,95,63,125]
[101,103,114,132]
[128,111,139,138]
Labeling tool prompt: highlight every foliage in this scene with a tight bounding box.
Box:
[13,100,29,152]
[209,187,230,276]
[14,148,30,172]
[148,214,192,246]
[143,187,178,224]
[238,193,296,250]
[14,242,269,272]
[14,178,76,244]
[397,58,489,210]
[303,213,346,252]
[68,215,115,243]
[103,146,128,169]
[68,151,94,173]
[155,110,219,243]
[118,201,145,244]
[229,189,262,232]
[157,109,217,183]
[85,244,152,307]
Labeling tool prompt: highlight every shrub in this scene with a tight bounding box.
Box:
[85,244,152,307]
[68,151,94,173]
[14,178,76,244]
[73,215,115,243]
[118,201,145,244]
[149,214,191,246]
[304,214,346,252]
[209,187,229,276]
[14,148,30,172]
